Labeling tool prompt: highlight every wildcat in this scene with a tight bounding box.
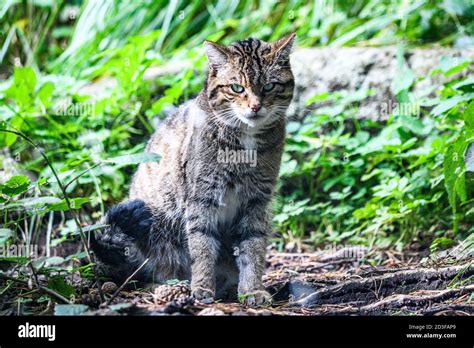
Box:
[91,34,295,306]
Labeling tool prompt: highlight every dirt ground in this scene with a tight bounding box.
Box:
[1,247,472,316]
[79,248,474,316]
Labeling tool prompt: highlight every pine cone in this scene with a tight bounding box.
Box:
[153,282,190,303]
[101,281,118,294]
[81,288,101,307]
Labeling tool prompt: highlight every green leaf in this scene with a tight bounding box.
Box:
[0,109,18,146]
[105,152,160,166]
[64,251,87,262]
[66,223,108,237]
[444,134,469,215]
[305,92,331,106]
[48,197,89,211]
[432,56,470,77]
[0,256,29,264]
[81,223,108,233]
[463,101,474,130]
[15,196,61,208]
[391,46,415,96]
[398,115,427,136]
[392,66,414,96]
[54,304,88,316]
[431,94,474,116]
[44,256,65,265]
[452,77,474,91]
[0,175,30,196]
[47,276,76,298]
[5,67,37,111]
[13,67,37,92]
[38,82,55,108]
[0,228,14,244]
[355,124,401,155]
[430,237,456,253]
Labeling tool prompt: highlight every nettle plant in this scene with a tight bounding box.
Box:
[0,35,172,269]
[0,28,209,282]
[274,54,473,251]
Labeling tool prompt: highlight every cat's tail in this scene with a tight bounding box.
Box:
[90,199,153,283]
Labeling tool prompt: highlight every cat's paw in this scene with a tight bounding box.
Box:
[192,286,215,303]
[239,290,272,307]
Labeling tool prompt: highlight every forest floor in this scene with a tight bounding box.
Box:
[1,247,473,316]
[61,248,474,315]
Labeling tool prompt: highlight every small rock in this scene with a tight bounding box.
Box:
[197,297,214,304]
[245,308,259,315]
[101,281,118,294]
[163,297,195,315]
[197,307,225,316]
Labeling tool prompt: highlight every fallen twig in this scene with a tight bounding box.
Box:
[104,258,150,306]
[0,273,72,304]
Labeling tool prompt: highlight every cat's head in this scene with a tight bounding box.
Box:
[204,34,295,130]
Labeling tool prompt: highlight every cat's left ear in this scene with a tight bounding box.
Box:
[204,41,231,70]
[270,33,296,63]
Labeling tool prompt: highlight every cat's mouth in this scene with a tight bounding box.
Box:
[231,107,269,128]
[237,113,268,128]
[247,111,262,119]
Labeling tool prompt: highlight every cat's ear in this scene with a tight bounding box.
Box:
[270,33,296,63]
[204,41,231,70]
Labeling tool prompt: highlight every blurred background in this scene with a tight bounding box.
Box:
[0,0,473,264]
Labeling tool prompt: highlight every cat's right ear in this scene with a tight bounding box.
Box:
[204,41,230,70]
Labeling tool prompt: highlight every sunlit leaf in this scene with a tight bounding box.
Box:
[105,152,160,166]
[0,175,30,196]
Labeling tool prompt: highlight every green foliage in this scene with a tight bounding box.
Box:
[443,101,474,233]
[274,57,473,250]
[0,175,30,197]
[0,0,473,310]
[430,237,457,253]
[47,275,76,299]
[0,228,14,244]
[2,0,473,75]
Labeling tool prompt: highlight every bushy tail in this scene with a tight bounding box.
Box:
[90,199,153,283]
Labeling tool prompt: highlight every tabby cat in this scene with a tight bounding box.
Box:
[91,33,295,306]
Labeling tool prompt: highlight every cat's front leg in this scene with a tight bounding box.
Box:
[186,208,219,302]
[235,207,272,306]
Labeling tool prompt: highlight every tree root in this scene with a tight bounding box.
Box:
[293,263,473,308]
[330,284,474,315]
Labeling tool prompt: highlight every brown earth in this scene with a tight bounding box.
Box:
[2,247,471,316]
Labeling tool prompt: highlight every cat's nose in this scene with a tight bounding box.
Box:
[250,103,261,113]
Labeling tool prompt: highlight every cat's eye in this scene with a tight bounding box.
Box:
[263,83,275,92]
[230,84,245,93]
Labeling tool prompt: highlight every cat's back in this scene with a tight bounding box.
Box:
[146,98,208,154]
[130,98,206,203]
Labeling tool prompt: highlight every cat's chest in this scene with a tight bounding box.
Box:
[240,133,257,151]
[217,186,241,228]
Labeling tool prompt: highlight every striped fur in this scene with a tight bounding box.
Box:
[91,34,295,306]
